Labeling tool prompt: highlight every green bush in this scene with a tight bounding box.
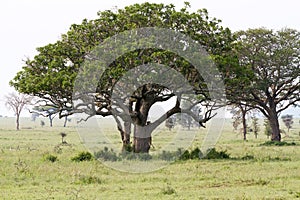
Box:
[157,150,180,161]
[94,148,119,161]
[190,147,201,159]
[260,141,296,146]
[78,175,102,184]
[43,154,58,163]
[203,148,230,159]
[179,150,191,160]
[71,151,93,162]
[240,154,255,160]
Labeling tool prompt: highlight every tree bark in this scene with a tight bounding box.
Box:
[242,111,247,141]
[16,114,20,130]
[269,111,281,141]
[63,116,67,127]
[122,121,131,151]
[133,136,151,153]
[133,124,152,153]
[49,118,53,127]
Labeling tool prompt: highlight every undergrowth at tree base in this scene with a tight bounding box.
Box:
[93,147,232,162]
[260,141,297,146]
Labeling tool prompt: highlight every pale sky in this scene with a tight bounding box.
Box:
[0,0,299,117]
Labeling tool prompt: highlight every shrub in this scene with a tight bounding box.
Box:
[94,148,119,161]
[157,150,179,161]
[71,151,93,162]
[78,175,102,184]
[190,147,201,159]
[43,154,58,163]
[240,154,255,160]
[260,141,296,146]
[179,150,191,160]
[203,148,230,159]
[161,185,176,195]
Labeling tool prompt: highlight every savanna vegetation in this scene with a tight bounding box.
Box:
[0,117,299,199]
[2,2,300,199]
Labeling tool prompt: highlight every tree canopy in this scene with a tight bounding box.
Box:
[10,2,236,152]
[227,28,300,141]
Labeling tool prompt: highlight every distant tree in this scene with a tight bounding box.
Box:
[281,115,293,132]
[4,92,32,130]
[40,120,45,127]
[264,119,272,139]
[33,105,57,127]
[165,116,176,131]
[178,104,203,130]
[63,116,71,127]
[226,28,300,141]
[251,114,259,139]
[31,112,39,122]
[230,104,252,140]
[60,132,67,144]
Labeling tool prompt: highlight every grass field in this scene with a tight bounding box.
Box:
[0,117,299,199]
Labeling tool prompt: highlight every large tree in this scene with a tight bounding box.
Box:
[228,28,300,141]
[10,2,234,152]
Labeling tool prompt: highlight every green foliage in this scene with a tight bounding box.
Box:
[178,147,230,160]
[240,154,255,160]
[71,151,93,162]
[10,2,235,122]
[94,148,119,161]
[263,119,272,138]
[0,118,299,199]
[251,115,259,138]
[204,148,230,159]
[77,175,102,185]
[281,114,294,132]
[161,185,176,195]
[157,150,181,161]
[43,154,58,163]
[260,141,297,146]
[179,150,191,161]
[227,28,300,141]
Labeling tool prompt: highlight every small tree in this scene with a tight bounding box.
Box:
[5,92,32,130]
[251,115,260,139]
[165,117,175,131]
[281,115,293,132]
[40,120,45,127]
[60,132,67,144]
[264,119,272,139]
[33,105,57,127]
[31,112,39,122]
[230,105,252,140]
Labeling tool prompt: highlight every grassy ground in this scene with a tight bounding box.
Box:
[0,117,299,199]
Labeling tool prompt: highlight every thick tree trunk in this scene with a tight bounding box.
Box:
[133,125,152,153]
[269,112,281,141]
[133,136,151,153]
